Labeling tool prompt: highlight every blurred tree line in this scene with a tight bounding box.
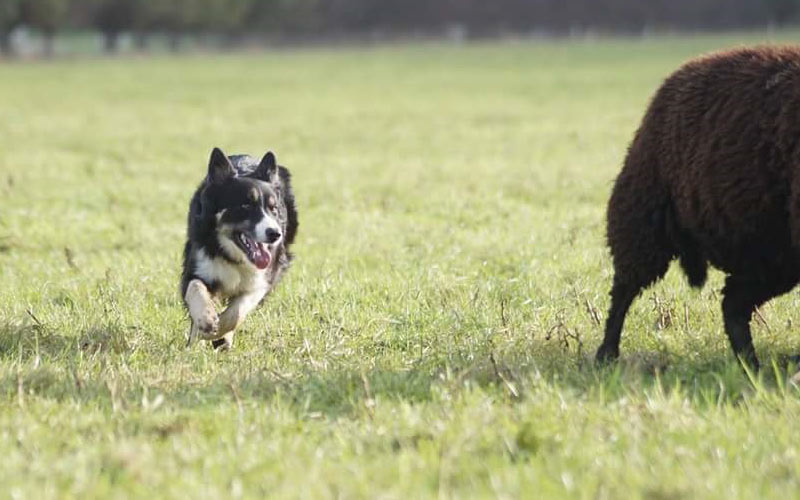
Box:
[1,0,800,57]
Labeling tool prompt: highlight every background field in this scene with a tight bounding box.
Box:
[3,33,800,498]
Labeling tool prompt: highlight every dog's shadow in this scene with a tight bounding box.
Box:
[0,320,130,360]
[0,321,72,359]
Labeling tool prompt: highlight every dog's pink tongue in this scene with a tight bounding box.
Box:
[254,246,271,269]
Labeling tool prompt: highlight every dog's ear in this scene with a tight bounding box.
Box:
[254,151,277,182]
[207,147,235,184]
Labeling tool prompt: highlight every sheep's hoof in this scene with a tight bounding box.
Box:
[735,351,760,374]
[782,355,800,385]
[790,368,800,387]
[595,345,620,364]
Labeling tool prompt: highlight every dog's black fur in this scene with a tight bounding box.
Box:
[181,147,298,349]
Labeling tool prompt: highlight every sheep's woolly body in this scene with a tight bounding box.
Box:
[598,46,800,368]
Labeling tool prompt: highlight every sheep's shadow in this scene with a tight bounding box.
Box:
[2,322,798,418]
[160,349,800,416]
[200,344,800,415]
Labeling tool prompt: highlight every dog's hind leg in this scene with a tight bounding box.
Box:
[185,279,219,347]
[213,289,267,350]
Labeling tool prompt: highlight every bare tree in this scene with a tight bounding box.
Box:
[93,0,138,53]
[22,0,70,57]
[765,0,800,25]
[0,0,23,57]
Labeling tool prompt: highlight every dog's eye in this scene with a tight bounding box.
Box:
[267,196,277,210]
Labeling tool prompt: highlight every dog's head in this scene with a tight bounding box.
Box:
[197,147,297,270]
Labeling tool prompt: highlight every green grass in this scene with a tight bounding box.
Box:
[4,32,800,498]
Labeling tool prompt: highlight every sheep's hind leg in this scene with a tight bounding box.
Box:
[598,162,676,364]
[596,221,673,362]
[596,280,640,363]
[721,274,797,372]
[596,266,670,363]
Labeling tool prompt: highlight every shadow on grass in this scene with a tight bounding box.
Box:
[0,321,131,360]
[1,320,798,417]
[0,321,74,358]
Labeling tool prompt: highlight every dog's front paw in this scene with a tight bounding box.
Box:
[187,309,219,347]
[195,309,219,339]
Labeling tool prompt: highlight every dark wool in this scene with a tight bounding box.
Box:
[597,46,800,369]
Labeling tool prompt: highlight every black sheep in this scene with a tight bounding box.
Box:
[597,46,800,370]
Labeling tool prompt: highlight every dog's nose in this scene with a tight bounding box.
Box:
[265,228,282,244]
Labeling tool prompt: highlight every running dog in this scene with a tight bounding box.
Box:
[181,147,298,349]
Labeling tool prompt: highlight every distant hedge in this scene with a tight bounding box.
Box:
[1,0,798,56]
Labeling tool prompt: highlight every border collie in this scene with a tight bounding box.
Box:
[181,147,298,349]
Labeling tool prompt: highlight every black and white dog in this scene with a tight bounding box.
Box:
[181,147,298,349]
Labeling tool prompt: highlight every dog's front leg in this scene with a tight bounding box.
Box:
[184,279,219,347]
[213,289,267,350]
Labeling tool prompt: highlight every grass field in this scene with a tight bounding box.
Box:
[4,32,800,498]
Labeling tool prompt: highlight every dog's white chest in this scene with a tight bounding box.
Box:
[195,249,268,298]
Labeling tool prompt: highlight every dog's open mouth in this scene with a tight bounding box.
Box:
[235,232,271,269]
